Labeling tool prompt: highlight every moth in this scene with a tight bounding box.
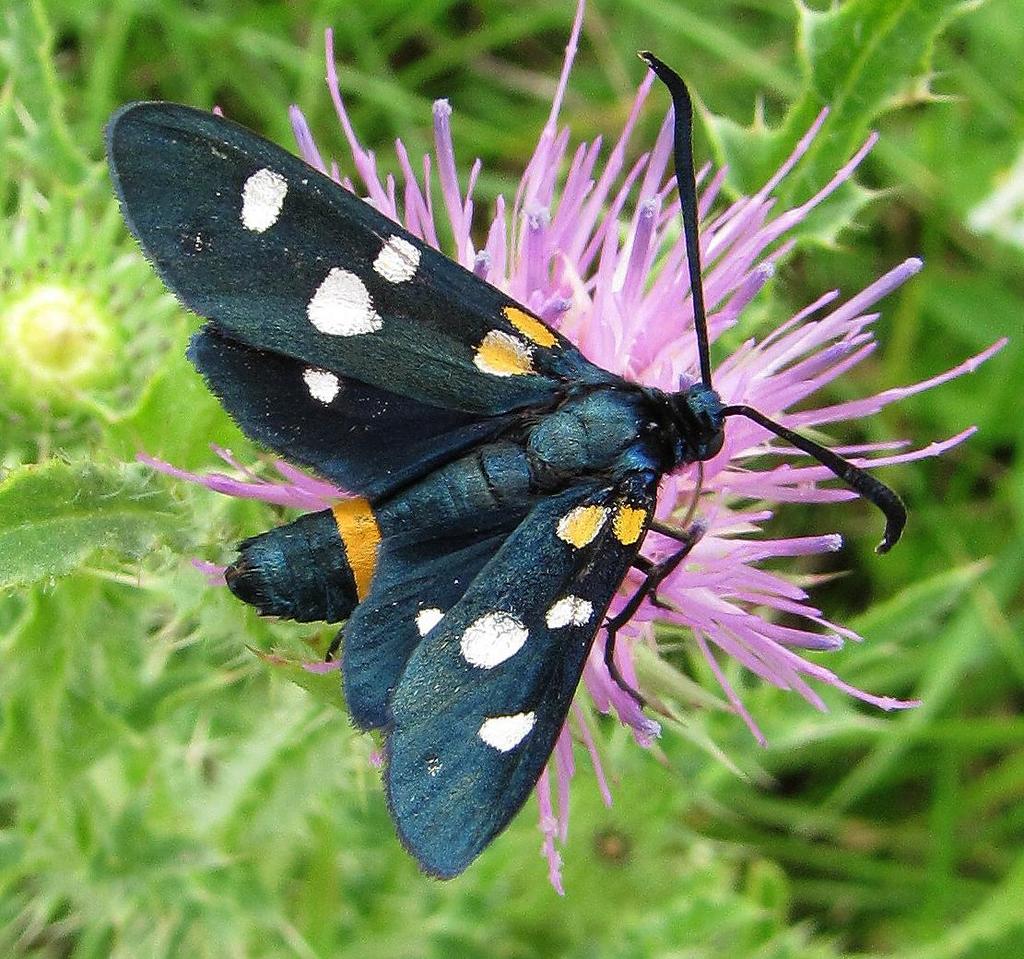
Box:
[106,53,905,878]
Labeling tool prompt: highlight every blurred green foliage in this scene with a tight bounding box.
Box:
[0,0,1021,956]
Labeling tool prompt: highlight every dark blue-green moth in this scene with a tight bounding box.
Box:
[106,54,905,878]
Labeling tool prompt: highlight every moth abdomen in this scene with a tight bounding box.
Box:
[226,508,368,623]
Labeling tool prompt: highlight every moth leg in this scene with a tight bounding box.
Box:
[604,523,704,707]
[325,628,343,661]
[631,554,655,574]
[646,463,705,547]
[647,523,704,609]
[649,519,694,544]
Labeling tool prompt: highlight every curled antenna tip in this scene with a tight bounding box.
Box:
[872,486,907,554]
[723,403,907,557]
[875,513,906,555]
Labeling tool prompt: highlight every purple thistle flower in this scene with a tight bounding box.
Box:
[144,1,1005,892]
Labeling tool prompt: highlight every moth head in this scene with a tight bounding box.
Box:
[670,382,726,462]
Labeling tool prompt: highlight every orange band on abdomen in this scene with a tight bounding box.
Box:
[331,497,381,600]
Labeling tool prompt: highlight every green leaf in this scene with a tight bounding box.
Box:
[702,0,978,243]
[847,558,989,640]
[0,0,91,185]
[252,646,347,712]
[107,336,250,469]
[0,459,186,588]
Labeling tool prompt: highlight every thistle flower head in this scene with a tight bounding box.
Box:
[144,1,1004,892]
[2,284,114,386]
[0,180,181,467]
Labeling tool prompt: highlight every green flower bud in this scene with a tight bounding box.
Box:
[2,283,117,396]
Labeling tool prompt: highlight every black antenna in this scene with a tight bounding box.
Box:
[642,52,907,553]
[724,404,907,553]
[639,51,713,389]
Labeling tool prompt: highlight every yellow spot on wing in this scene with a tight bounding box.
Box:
[504,306,557,348]
[557,505,609,548]
[613,505,648,545]
[331,497,381,600]
[473,330,534,377]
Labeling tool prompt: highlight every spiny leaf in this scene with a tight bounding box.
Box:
[0,459,186,588]
[701,0,979,244]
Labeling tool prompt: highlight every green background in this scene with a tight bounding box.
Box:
[1,0,1021,955]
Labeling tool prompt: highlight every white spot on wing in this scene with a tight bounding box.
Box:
[545,595,594,629]
[460,612,528,669]
[302,368,340,404]
[415,607,444,636]
[478,712,536,752]
[374,235,420,283]
[241,168,287,232]
[307,268,382,336]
